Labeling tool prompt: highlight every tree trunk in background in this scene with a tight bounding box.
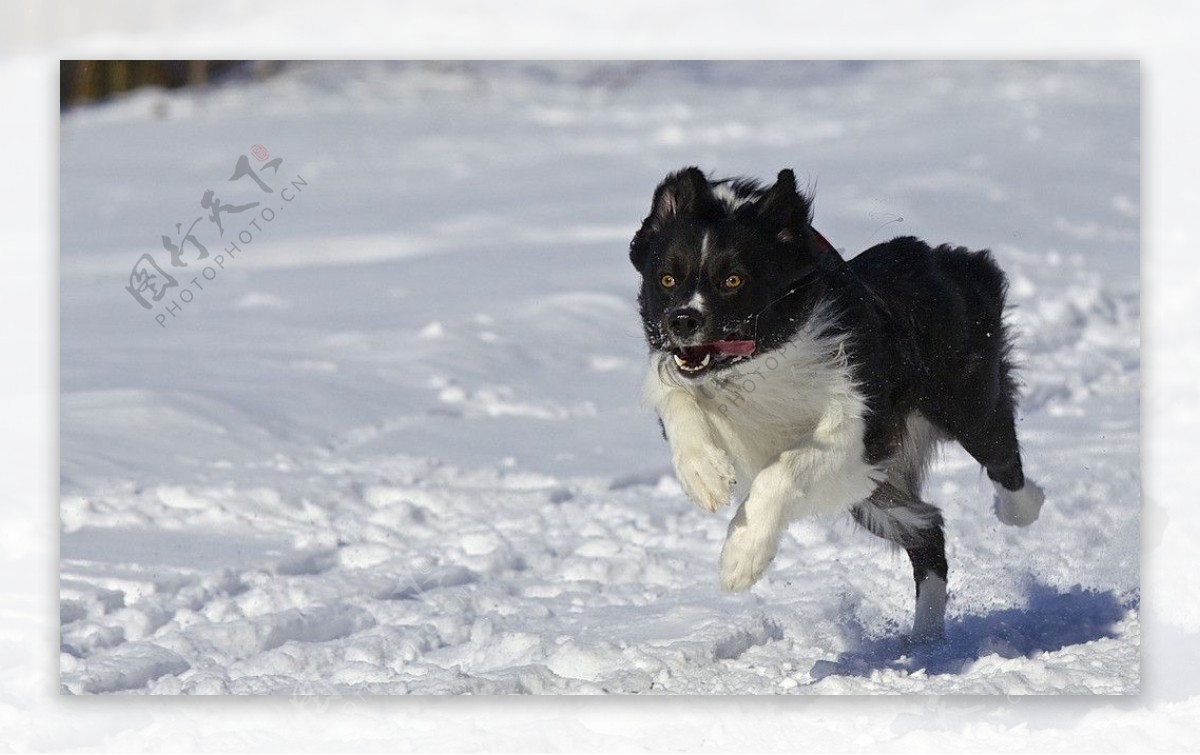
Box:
[62,61,274,109]
[188,60,209,88]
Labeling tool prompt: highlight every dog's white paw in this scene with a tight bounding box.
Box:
[909,573,947,643]
[992,479,1046,527]
[674,444,734,513]
[718,521,778,592]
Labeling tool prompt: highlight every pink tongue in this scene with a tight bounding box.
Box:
[711,340,756,357]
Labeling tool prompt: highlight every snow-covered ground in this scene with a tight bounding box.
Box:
[59,61,1139,695]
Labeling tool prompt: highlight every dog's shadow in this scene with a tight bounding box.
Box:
[810,581,1134,682]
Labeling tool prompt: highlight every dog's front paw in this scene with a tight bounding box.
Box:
[673,444,734,513]
[719,520,778,592]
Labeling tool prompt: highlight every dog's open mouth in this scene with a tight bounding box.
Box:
[671,340,756,375]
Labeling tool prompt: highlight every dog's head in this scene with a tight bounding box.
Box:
[630,167,834,380]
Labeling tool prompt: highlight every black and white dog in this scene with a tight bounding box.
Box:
[630,167,1045,640]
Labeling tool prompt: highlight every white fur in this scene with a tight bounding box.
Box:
[644,304,884,591]
[992,479,1046,526]
[893,411,943,493]
[651,387,735,512]
[911,573,947,641]
[686,290,707,314]
[852,494,942,546]
[848,411,945,546]
[711,183,754,212]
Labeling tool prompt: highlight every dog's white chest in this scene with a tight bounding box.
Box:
[675,328,864,487]
[702,365,842,480]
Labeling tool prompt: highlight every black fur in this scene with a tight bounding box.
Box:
[840,236,1024,487]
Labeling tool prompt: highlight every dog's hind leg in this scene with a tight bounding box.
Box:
[851,412,949,640]
[949,402,1046,527]
[922,308,1046,527]
[852,484,947,641]
[904,519,948,642]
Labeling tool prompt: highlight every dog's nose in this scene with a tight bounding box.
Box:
[668,308,702,339]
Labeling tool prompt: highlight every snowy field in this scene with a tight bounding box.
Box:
[59,61,1139,695]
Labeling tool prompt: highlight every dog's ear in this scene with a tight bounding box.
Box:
[757,169,812,243]
[629,226,651,270]
[649,167,718,226]
[630,167,717,269]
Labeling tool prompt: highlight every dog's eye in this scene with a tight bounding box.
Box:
[660,274,677,289]
[723,274,745,290]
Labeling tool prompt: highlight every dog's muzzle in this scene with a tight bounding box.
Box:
[668,340,757,375]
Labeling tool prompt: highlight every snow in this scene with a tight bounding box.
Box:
[59,61,1139,696]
